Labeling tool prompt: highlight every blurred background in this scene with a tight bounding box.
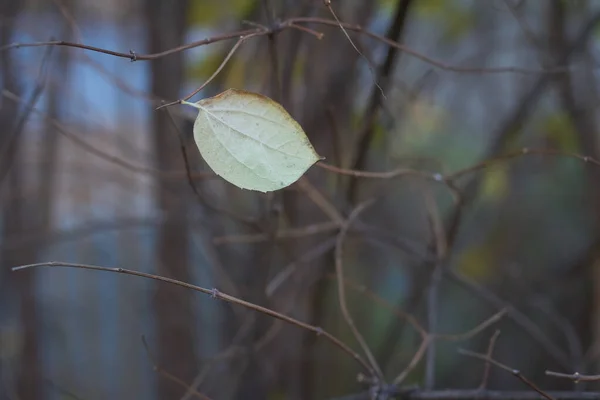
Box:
[2,0,600,399]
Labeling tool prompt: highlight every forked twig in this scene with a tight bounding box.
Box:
[392,309,507,385]
[459,349,555,400]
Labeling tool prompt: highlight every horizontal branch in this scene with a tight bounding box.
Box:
[0,28,261,60]
[3,16,592,76]
[337,390,600,400]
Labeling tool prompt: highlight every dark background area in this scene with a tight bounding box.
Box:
[1,0,600,399]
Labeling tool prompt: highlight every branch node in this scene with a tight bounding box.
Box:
[129,49,137,62]
[210,288,219,299]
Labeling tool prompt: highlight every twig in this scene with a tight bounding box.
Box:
[11,261,375,377]
[43,378,86,400]
[5,16,598,78]
[545,371,600,382]
[446,148,600,181]
[288,23,324,40]
[214,221,339,245]
[335,199,384,382]
[346,0,413,201]
[0,29,261,60]
[434,309,507,342]
[393,337,432,385]
[459,349,555,400]
[262,0,282,101]
[287,17,598,75]
[447,269,571,368]
[158,32,263,109]
[295,177,344,224]
[392,309,507,386]
[322,0,386,100]
[360,390,600,400]
[319,148,600,184]
[479,330,502,390]
[317,159,436,180]
[141,336,213,400]
[423,184,447,390]
[2,90,215,181]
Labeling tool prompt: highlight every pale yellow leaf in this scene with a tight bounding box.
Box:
[184,89,321,193]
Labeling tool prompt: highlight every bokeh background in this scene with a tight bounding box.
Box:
[2,0,600,399]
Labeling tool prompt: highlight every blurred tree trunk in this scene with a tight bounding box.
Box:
[144,1,198,398]
[0,1,45,399]
[276,2,377,397]
[547,0,600,383]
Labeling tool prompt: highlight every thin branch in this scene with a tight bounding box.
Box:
[295,177,345,224]
[320,148,600,183]
[434,309,507,342]
[391,309,507,386]
[545,371,600,382]
[287,16,600,75]
[317,161,438,181]
[459,349,555,400]
[4,15,597,82]
[322,0,386,100]
[447,269,571,368]
[2,90,215,181]
[0,29,262,60]
[262,0,282,101]
[266,239,337,299]
[347,0,413,201]
[11,261,375,377]
[479,330,501,390]
[158,32,263,109]
[141,336,212,400]
[335,199,384,381]
[446,148,600,181]
[287,23,324,40]
[213,221,339,245]
[423,183,447,390]
[393,336,432,385]
[341,390,600,400]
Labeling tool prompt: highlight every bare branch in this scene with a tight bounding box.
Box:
[11,261,375,377]
[141,336,213,400]
[287,16,600,75]
[335,199,384,381]
[459,349,555,400]
[545,371,600,383]
[479,330,501,390]
[0,29,262,61]
[159,32,264,109]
